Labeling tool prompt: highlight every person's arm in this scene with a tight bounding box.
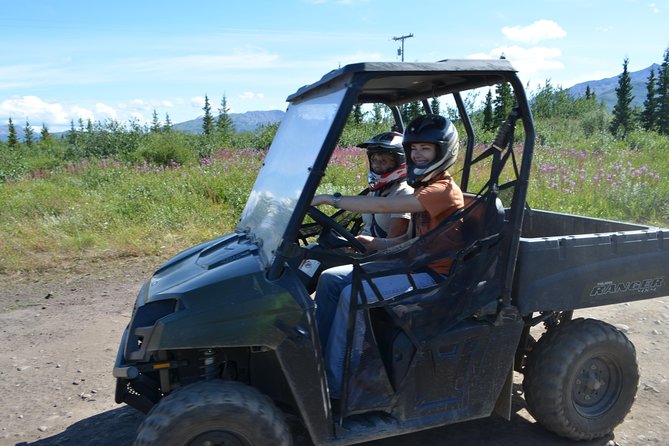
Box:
[312,193,425,214]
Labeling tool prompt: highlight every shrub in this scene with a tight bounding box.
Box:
[134,133,199,165]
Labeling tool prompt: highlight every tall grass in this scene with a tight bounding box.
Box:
[0,150,264,271]
[529,141,667,224]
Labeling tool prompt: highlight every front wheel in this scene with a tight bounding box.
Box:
[523,318,638,441]
[134,380,293,446]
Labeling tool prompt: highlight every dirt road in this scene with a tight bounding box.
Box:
[1,256,667,446]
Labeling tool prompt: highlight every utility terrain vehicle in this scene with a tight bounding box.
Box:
[113,59,669,446]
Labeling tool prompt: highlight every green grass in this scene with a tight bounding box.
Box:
[0,150,264,271]
[1,130,668,272]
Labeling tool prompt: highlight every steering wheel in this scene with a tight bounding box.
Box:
[307,206,367,253]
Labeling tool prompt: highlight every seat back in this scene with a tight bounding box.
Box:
[461,192,505,246]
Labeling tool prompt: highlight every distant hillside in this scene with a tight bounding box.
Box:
[172,110,285,134]
[567,63,660,110]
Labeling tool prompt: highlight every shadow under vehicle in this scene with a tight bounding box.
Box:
[112,59,669,445]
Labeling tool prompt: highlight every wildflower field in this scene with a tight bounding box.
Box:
[0,139,667,272]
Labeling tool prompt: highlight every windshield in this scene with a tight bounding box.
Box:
[237,87,347,265]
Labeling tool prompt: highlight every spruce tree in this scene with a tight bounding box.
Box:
[401,101,422,124]
[493,55,514,126]
[7,117,18,148]
[352,104,364,124]
[40,123,50,141]
[585,85,593,100]
[641,68,658,131]
[67,120,77,145]
[609,57,635,138]
[371,103,384,125]
[23,119,34,147]
[163,113,173,132]
[430,97,441,115]
[216,94,235,136]
[150,109,161,133]
[202,95,214,135]
[493,81,513,126]
[656,47,669,135]
[482,89,494,131]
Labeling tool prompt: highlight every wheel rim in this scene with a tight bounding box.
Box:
[187,431,251,446]
[572,356,622,418]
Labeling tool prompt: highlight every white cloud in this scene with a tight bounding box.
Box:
[191,96,206,108]
[239,91,265,100]
[0,96,69,124]
[119,99,152,111]
[502,20,566,44]
[649,2,660,12]
[95,103,118,120]
[468,46,564,78]
[70,106,95,122]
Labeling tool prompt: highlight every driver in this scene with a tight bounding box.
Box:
[311,114,465,399]
[359,131,413,239]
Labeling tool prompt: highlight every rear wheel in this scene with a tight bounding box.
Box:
[134,380,293,446]
[523,318,638,440]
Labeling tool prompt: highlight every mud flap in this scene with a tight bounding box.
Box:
[493,366,513,420]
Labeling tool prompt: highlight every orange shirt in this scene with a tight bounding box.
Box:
[412,171,465,274]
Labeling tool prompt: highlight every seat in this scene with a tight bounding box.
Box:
[379,192,506,337]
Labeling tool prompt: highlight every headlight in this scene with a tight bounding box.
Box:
[125,299,177,361]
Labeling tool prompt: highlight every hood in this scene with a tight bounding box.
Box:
[144,232,262,303]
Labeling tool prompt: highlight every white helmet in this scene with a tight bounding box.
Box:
[359,131,408,191]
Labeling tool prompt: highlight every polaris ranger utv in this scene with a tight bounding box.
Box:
[113,59,669,445]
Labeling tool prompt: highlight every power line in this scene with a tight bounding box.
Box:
[392,33,414,62]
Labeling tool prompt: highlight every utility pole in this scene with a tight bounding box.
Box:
[393,33,414,62]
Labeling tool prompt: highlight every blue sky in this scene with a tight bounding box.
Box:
[1,0,668,131]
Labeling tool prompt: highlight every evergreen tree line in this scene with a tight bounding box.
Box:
[585,47,669,138]
[0,92,278,176]
[476,47,669,140]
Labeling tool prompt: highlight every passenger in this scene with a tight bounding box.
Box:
[358,131,413,239]
[311,114,465,398]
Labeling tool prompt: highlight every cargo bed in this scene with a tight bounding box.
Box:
[513,209,669,315]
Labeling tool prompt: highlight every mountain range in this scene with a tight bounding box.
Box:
[171,109,285,134]
[0,63,662,141]
[566,63,660,109]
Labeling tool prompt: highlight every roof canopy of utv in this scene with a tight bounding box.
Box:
[287,59,518,105]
